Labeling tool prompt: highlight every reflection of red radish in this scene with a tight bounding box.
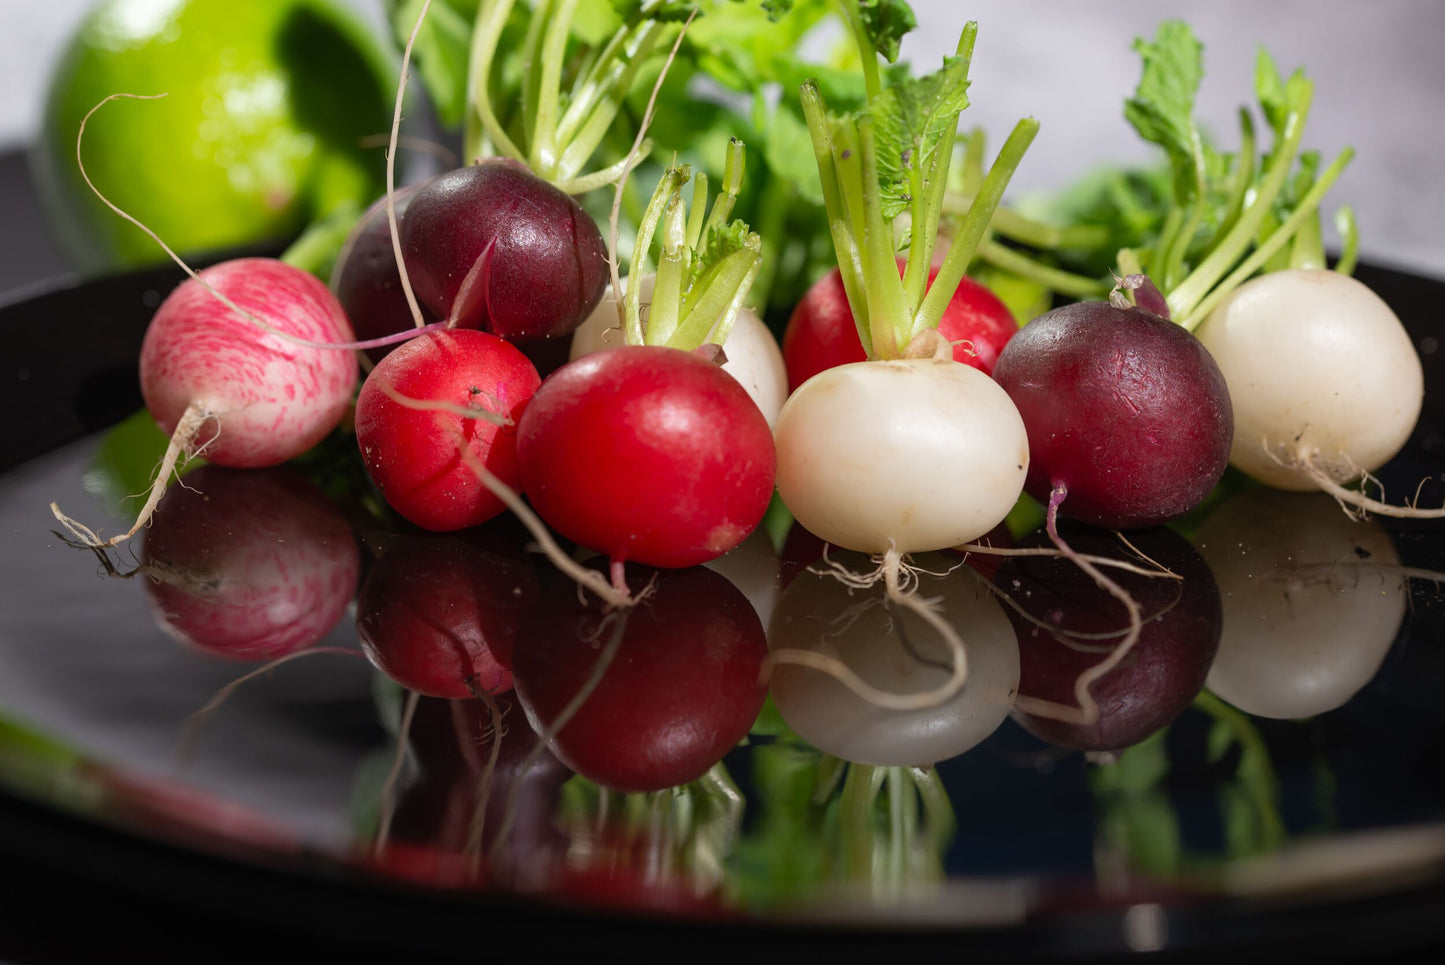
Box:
[355,536,539,698]
[139,465,359,661]
[513,566,767,792]
[1001,524,1221,752]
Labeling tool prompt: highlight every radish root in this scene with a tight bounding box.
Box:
[51,401,214,549]
[765,546,971,711]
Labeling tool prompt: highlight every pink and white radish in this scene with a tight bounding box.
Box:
[53,258,359,548]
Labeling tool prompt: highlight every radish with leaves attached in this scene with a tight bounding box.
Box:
[770,10,1037,710]
[516,147,775,591]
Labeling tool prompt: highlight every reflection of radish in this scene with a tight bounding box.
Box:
[513,566,767,793]
[355,535,538,698]
[768,550,1018,766]
[140,465,359,661]
[1194,489,1407,719]
[1003,525,1221,752]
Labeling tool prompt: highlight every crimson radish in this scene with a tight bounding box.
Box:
[781,262,1018,392]
[353,329,540,532]
[517,147,775,583]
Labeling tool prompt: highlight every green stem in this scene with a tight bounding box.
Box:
[1332,205,1359,276]
[1167,80,1314,320]
[553,144,651,195]
[279,201,360,280]
[1180,146,1353,330]
[672,244,761,350]
[943,199,1109,251]
[465,0,523,163]
[916,116,1039,339]
[836,0,881,101]
[530,0,580,176]
[645,192,688,345]
[701,138,747,242]
[625,166,688,345]
[554,23,665,180]
[801,81,870,351]
[857,116,909,359]
[517,0,555,160]
[976,239,1111,300]
[1206,108,1257,253]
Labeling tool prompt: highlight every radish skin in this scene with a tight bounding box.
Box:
[774,358,1029,555]
[1196,269,1424,492]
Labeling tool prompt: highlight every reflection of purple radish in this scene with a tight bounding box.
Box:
[355,535,539,698]
[513,566,767,793]
[400,161,609,340]
[331,181,435,365]
[139,466,359,661]
[1001,524,1221,752]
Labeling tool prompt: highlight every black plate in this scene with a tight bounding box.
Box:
[2,263,1444,963]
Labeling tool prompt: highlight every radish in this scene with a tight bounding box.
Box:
[52,257,359,549]
[780,262,1019,392]
[769,13,1037,710]
[1195,269,1428,503]
[570,273,788,429]
[353,328,541,532]
[517,145,776,584]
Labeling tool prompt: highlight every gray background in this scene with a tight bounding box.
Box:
[1,0,1442,278]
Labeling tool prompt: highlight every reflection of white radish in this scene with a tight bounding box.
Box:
[1194,489,1407,719]
[571,274,788,428]
[1195,269,1424,496]
[767,551,1018,766]
[702,526,782,629]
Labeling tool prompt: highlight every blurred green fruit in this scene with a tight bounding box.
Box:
[32,0,395,271]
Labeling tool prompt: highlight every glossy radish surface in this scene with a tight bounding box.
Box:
[516,345,776,568]
[354,329,540,532]
[400,161,609,340]
[775,357,1028,554]
[355,535,538,698]
[992,301,1233,528]
[1195,268,1424,491]
[781,264,1018,391]
[140,257,358,467]
[139,465,359,661]
[513,565,768,793]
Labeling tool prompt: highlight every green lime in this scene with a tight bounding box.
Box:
[32,0,396,271]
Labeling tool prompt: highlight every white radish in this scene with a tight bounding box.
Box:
[1195,269,1424,495]
[774,356,1029,555]
[570,273,788,428]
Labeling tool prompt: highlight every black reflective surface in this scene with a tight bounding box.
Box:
[2,263,1445,962]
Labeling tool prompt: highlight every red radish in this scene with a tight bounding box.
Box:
[512,564,768,793]
[139,465,359,661]
[991,301,1234,529]
[782,263,1018,391]
[355,535,537,698]
[399,161,610,340]
[354,329,540,532]
[51,257,360,548]
[515,346,775,571]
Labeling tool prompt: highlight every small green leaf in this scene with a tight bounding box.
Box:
[1123,20,1206,207]
[869,53,970,219]
[857,0,917,63]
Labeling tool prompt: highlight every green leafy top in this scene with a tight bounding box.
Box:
[800,2,1037,360]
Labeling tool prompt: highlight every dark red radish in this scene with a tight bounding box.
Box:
[139,465,359,661]
[991,301,1233,528]
[354,328,540,532]
[332,181,436,365]
[355,535,539,698]
[781,263,1019,392]
[512,565,768,793]
[1001,524,1221,752]
[515,346,776,571]
[400,161,609,340]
